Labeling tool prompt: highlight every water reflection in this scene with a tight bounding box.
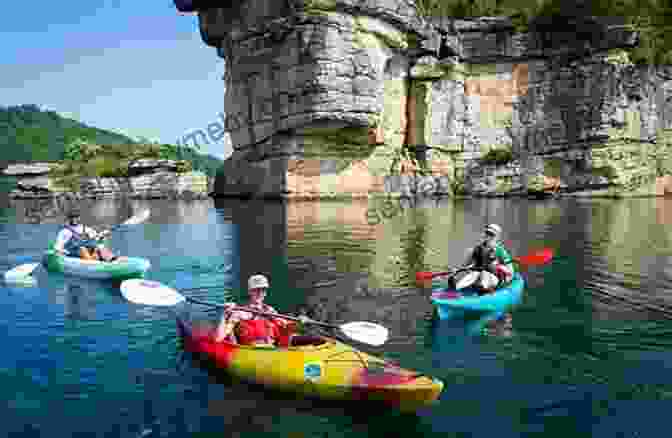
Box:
[46,277,112,321]
[63,283,86,320]
[2,195,672,437]
[214,199,289,300]
[6,197,217,228]
[431,311,514,338]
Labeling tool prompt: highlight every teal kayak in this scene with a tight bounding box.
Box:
[430,273,525,320]
[42,245,150,280]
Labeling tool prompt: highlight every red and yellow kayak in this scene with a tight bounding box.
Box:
[177,318,444,413]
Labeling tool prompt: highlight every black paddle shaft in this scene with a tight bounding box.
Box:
[185,297,338,329]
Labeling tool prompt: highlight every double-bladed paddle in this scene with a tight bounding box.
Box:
[94,209,151,240]
[415,247,554,282]
[119,279,390,347]
[3,209,151,283]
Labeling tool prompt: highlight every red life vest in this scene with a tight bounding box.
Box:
[235,318,280,345]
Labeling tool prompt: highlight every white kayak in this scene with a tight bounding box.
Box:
[3,263,40,284]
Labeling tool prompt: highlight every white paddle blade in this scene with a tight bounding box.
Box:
[4,263,39,283]
[456,271,480,290]
[123,209,150,226]
[339,321,389,346]
[120,279,186,307]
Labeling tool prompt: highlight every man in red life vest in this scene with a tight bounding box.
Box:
[214,274,298,347]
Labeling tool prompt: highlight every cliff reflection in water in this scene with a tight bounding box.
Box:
[8,194,671,328]
[7,197,216,226]
[282,196,672,328]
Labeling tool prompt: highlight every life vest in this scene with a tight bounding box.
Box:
[472,243,498,269]
[235,318,280,346]
[63,225,97,255]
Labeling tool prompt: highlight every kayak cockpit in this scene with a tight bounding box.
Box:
[177,317,329,350]
[283,335,326,347]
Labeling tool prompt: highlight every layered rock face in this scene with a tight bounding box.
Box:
[191,0,672,198]
[3,160,212,200]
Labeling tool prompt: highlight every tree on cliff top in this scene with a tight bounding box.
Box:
[0,104,223,178]
[415,0,672,65]
[50,137,206,192]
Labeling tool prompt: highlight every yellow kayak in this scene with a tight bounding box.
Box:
[177,317,444,413]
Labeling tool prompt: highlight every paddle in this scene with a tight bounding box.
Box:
[415,247,555,281]
[94,209,151,240]
[3,209,151,283]
[119,279,390,347]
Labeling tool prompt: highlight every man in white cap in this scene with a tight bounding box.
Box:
[215,274,295,346]
[457,223,515,294]
[54,208,119,261]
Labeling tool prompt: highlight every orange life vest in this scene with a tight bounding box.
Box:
[235,318,280,345]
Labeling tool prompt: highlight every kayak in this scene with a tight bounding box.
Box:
[176,317,444,413]
[430,272,525,320]
[42,245,151,280]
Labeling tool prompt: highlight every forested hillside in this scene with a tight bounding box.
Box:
[0,104,223,176]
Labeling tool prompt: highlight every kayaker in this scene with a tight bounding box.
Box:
[214,274,298,347]
[54,209,117,262]
[459,223,515,294]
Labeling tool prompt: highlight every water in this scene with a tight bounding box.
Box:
[2,195,672,437]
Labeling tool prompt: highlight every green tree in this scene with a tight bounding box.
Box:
[415,0,672,64]
[0,104,222,178]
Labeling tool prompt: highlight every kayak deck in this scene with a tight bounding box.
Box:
[177,317,444,413]
[42,249,150,280]
[431,273,525,319]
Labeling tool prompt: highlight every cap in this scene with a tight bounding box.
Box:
[248,274,269,290]
[485,223,502,236]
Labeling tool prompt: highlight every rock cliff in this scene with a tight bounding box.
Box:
[3,160,213,200]
[178,0,672,199]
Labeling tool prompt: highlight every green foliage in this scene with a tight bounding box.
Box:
[175,160,193,173]
[175,146,223,177]
[0,104,131,167]
[592,165,619,180]
[92,156,129,178]
[480,147,514,166]
[0,104,223,181]
[415,0,672,65]
[415,0,537,31]
[49,159,93,192]
[50,137,212,192]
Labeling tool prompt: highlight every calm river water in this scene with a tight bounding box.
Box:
[2,194,672,437]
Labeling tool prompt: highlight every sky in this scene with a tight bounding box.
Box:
[1,0,232,159]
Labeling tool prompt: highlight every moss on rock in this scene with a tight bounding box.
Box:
[354,16,409,50]
[302,0,338,14]
[300,128,375,170]
[381,77,408,149]
[410,61,464,80]
[591,165,620,181]
[605,49,634,67]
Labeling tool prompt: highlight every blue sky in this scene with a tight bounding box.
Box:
[1,0,231,159]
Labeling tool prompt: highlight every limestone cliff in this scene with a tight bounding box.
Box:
[178,0,672,199]
[3,160,212,200]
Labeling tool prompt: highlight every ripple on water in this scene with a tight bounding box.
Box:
[2,199,672,436]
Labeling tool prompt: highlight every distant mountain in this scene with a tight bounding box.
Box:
[0,104,223,176]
